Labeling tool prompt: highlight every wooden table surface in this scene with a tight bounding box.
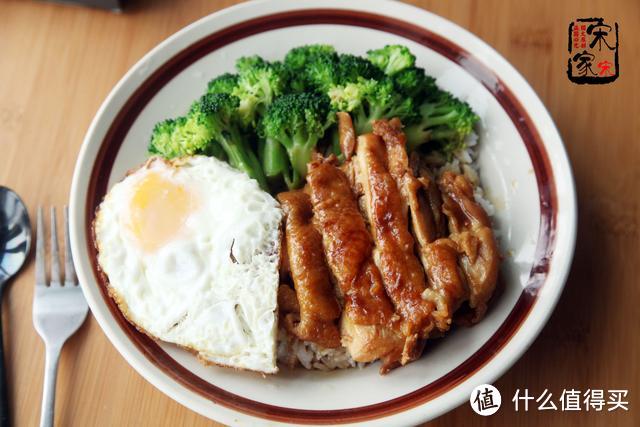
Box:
[1,0,638,425]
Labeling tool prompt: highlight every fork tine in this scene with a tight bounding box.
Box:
[63,206,77,286]
[36,207,47,287]
[50,207,61,287]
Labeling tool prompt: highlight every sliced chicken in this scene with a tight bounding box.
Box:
[354,132,434,342]
[276,114,499,373]
[418,170,448,241]
[372,119,435,244]
[337,112,356,161]
[420,239,469,330]
[438,171,500,322]
[340,319,405,371]
[306,157,404,372]
[277,190,342,348]
[372,119,468,331]
[336,114,360,197]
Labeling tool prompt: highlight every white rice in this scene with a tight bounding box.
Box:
[425,132,495,216]
[278,132,494,371]
[276,328,361,371]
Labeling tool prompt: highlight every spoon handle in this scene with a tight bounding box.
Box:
[0,283,9,427]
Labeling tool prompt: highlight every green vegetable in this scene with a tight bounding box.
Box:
[284,45,336,71]
[367,45,416,76]
[235,55,269,73]
[262,93,333,189]
[260,138,289,179]
[149,116,222,160]
[148,119,181,157]
[206,73,239,95]
[336,54,384,84]
[392,66,437,100]
[231,56,286,128]
[404,90,478,156]
[328,78,418,135]
[303,53,340,92]
[284,49,384,93]
[193,93,268,189]
[150,44,481,192]
[284,45,338,92]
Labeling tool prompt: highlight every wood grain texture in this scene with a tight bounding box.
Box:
[0,0,638,425]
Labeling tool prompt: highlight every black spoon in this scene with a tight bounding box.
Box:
[0,187,32,427]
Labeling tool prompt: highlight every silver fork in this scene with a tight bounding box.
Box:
[33,207,88,427]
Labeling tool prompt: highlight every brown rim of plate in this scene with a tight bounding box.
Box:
[84,8,557,425]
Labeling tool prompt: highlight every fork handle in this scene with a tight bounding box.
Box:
[39,344,61,427]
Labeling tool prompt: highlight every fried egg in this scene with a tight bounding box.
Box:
[94,156,282,373]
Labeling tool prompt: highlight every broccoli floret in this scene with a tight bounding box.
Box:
[149,115,220,159]
[231,56,286,128]
[151,46,476,192]
[207,73,239,95]
[404,90,478,155]
[298,53,385,92]
[392,66,437,100]
[284,45,338,92]
[367,45,416,76]
[149,94,268,188]
[328,78,418,134]
[192,93,268,189]
[282,48,383,93]
[336,54,384,83]
[149,119,181,157]
[284,45,337,71]
[262,93,333,189]
[304,53,340,92]
[235,55,270,73]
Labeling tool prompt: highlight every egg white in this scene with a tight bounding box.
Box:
[94,156,282,373]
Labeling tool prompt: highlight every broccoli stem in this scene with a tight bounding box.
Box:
[217,131,268,190]
[288,142,314,179]
[329,127,344,159]
[261,138,289,178]
[267,132,316,182]
[423,108,460,127]
[405,126,430,152]
[201,140,227,160]
[353,109,374,135]
[283,168,302,190]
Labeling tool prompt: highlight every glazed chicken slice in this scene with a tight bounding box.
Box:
[438,171,500,322]
[337,112,356,161]
[420,239,469,331]
[372,119,438,244]
[372,119,468,331]
[306,157,405,371]
[336,112,359,195]
[277,191,342,348]
[354,133,434,342]
[416,164,448,241]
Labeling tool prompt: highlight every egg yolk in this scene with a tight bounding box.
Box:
[128,172,194,252]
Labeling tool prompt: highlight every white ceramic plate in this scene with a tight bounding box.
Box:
[69,0,577,425]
